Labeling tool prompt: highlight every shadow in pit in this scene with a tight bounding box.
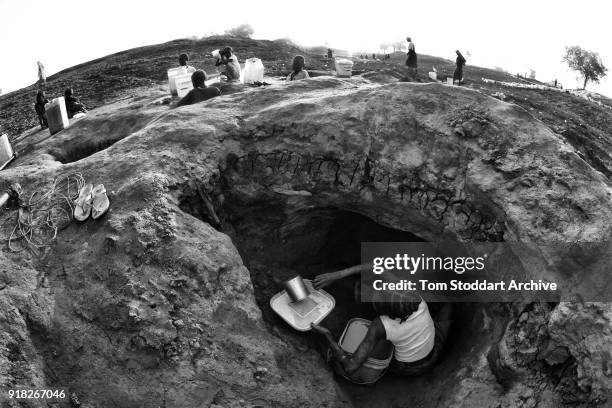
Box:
[209,196,511,408]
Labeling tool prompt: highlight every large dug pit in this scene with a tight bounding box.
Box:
[179,184,513,407]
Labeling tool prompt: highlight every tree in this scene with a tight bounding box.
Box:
[391,40,405,53]
[225,24,254,38]
[379,42,390,53]
[563,46,607,90]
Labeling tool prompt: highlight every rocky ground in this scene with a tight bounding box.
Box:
[0,37,611,408]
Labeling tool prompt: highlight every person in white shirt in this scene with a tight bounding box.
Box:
[311,263,452,377]
[178,53,197,74]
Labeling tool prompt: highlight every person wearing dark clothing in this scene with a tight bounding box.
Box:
[453,50,466,84]
[406,37,417,77]
[34,91,49,129]
[64,88,87,118]
[327,48,333,59]
[176,70,221,107]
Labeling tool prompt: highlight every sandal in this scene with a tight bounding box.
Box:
[91,184,110,219]
[74,183,93,221]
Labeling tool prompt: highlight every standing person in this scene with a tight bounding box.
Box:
[406,37,418,78]
[178,53,197,73]
[34,91,49,130]
[37,61,46,89]
[453,50,466,85]
[287,55,310,81]
[372,53,376,60]
[327,48,333,59]
[215,47,241,81]
[176,70,221,107]
[64,88,87,118]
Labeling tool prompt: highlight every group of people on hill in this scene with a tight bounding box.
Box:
[175,47,310,107]
[34,88,87,130]
[405,37,467,84]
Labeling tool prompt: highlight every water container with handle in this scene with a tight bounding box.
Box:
[168,66,187,96]
[335,58,354,78]
[0,134,14,170]
[242,58,265,84]
[45,97,69,135]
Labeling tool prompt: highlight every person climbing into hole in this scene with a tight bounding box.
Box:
[178,53,197,73]
[64,88,87,118]
[215,46,241,82]
[453,50,466,85]
[176,70,221,107]
[311,263,452,379]
[287,55,310,81]
[34,90,49,130]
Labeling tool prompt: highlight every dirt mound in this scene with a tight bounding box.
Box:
[1,72,611,407]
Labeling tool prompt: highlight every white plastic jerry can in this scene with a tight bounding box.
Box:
[174,73,194,98]
[447,77,454,86]
[242,58,265,84]
[0,133,14,168]
[45,97,69,135]
[335,58,354,78]
[168,66,187,96]
[428,71,437,81]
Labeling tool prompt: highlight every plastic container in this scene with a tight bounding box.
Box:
[242,58,265,84]
[428,71,437,81]
[174,73,194,98]
[270,279,335,331]
[335,58,354,78]
[45,97,69,135]
[338,318,394,385]
[168,67,187,96]
[0,134,14,170]
[447,77,454,86]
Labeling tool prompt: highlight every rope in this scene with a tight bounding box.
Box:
[3,173,85,255]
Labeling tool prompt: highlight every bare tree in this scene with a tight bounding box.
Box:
[563,46,607,90]
[225,24,254,38]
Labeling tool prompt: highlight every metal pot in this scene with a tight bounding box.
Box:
[283,276,310,302]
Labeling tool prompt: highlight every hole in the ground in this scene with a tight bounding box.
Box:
[50,136,126,164]
[203,190,511,407]
[48,113,153,164]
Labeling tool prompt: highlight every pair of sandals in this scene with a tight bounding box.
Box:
[74,184,110,221]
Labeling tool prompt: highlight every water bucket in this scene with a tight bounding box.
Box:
[283,276,310,302]
[242,58,265,84]
[174,73,194,98]
[0,134,14,169]
[168,67,187,96]
[335,58,354,78]
[338,318,394,385]
[45,97,69,135]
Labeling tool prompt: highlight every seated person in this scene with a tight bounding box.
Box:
[311,263,452,377]
[179,53,197,73]
[34,90,49,129]
[176,70,221,107]
[64,88,87,118]
[215,46,241,81]
[287,55,310,81]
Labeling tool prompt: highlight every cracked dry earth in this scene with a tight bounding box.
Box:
[0,76,611,408]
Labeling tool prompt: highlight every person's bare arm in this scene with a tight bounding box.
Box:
[312,318,386,375]
[313,262,370,289]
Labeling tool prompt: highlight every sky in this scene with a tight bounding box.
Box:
[1,0,611,96]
